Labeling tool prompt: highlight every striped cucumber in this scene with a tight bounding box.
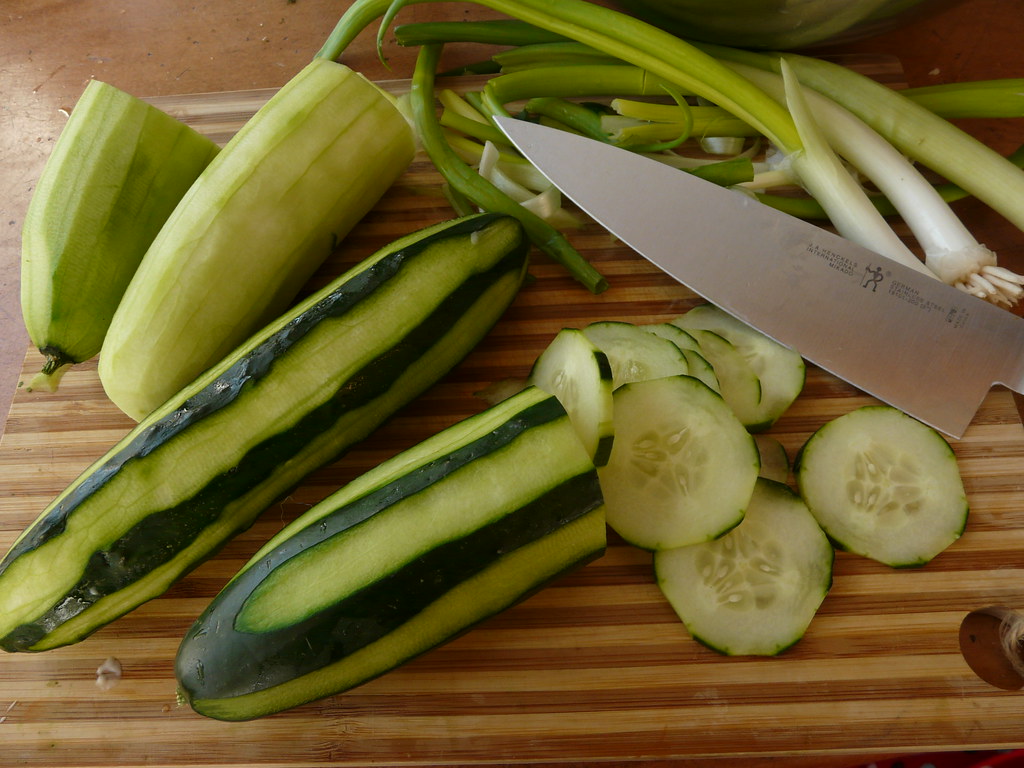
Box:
[0,213,528,652]
[20,79,219,390]
[175,385,606,721]
[99,58,416,421]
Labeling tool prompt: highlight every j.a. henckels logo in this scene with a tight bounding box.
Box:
[861,264,886,291]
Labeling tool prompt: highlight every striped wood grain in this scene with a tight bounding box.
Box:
[2,58,1023,768]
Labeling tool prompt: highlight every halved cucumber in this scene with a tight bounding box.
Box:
[528,328,615,466]
[582,321,688,387]
[795,405,968,567]
[0,213,528,652]
[598,375,759,551]
[655,478,834,656]
[673,305,805,430]
[176,386,606,720]
[642,323,721,393]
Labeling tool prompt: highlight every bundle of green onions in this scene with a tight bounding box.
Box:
[318,0,1024,306]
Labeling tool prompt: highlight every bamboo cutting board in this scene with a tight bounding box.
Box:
[2,59,1024,767]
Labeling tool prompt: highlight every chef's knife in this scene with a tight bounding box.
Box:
[496,115,1024,439]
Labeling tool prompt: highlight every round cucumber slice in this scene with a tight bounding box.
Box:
[643,322,702,353]
[673,304,805,430]
[795,405,968,567]
[655,478,834,656]
[683,328,764,429]
[598,375,759,550]
[642,323,721,393]
[582,321,688,387]
[528,328,615,467]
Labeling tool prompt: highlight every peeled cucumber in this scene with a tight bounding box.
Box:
[99,58,416,421]
[20,79,219,390]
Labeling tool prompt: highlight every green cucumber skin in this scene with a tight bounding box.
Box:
[175,393,606,720]
[0,213,528,653]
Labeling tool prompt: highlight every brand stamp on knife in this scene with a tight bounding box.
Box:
[808,239,973,328]
[806,242,858,276]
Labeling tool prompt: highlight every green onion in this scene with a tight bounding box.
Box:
[321,0,1024,305]
[738,59,1024,304]
[394,18,564,47]
[524,97,609,141]
[700,44,1024,240]
[439,103,509,146]
[409,43,606,293]
[493,41,623,72]
[687,156,754,186]
[758,142,1024,221]
[611,98,756,134]
[904,79,1024,120]
[321,0,802,151]
[779,59,929,276]
[483,64,672,105]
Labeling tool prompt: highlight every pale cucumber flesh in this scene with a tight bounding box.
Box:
[529,328,615,466]
[582,321,689,388]
[795,405,968,567]
[655,478,833,656]
[598,375,759,551]
[673,304,805,431]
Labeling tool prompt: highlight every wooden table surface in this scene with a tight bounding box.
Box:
[2,2,1024,766]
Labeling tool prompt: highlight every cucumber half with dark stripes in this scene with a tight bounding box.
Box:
[175,385,606,721]
[0,213,528,652]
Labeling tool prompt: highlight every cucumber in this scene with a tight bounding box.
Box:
[598,375,759,551]
[0,213,528,652]
[655,478,834,656]
[175,386,606,721]
[528,328,615,466]
[21,79,219,390]
[672,305,805,430]
[582,320,689,387]
[754,434,790,484]
[682,328,764,429]
[795,405,968,567]
[100,58,417,421]
[642,323,721,394]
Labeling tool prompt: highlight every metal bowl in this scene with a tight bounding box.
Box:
[611,0,966,50]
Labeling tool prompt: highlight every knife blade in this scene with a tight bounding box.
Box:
[496,115,1024,438]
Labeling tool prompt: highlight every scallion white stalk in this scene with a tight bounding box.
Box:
[778,60,931,277]
[699,44,1024,240]
[736,60,1024,305]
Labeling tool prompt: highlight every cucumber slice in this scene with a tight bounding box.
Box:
[754,434,790,484]
[644,322,700,350]
[529,328,615,467]
[655,478,834,656]
[582,321,688,387]
[598,375,759,550]
[795,405,968,567]
[683,328,764,429]
[673,305,805,430]
[642,323,721,393]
